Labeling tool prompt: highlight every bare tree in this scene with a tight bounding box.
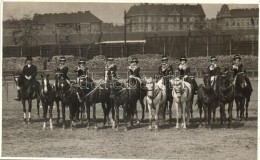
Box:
[7,14,35,46]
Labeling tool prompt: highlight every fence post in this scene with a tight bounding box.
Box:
[121,44,124,57]
[229,41,232,55]
[40,46,42,57]
[79,45,81,57]
[20,46,23,57]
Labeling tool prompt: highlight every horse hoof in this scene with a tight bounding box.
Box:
[148,126,152,130]
[28,119,32,124]
[199,124,202,128]
[50,127,53,130]
[42,127,46,130]
[136,121,140,124]
[62,125,65,130]
[94,126,98,131]
[124,127,128,132]
[115,128,119,132]
[155,125,158,130]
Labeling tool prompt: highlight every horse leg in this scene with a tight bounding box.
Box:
[208,104,212,128]
[213,103,216,123]
[22,100,27,124]
[240,98,245,121]
[154,104,160,130]
[198,103,203,127]
[49,103,54,130]
[235,98,240,119]
[162,102,167,121]
[139,98,145,121]
[86,103,91,129]
[169,99,173,123]
[56,100,60,124]
[42,103,47,130]
[101,102,107,127]
[61,103,66,129]
[220,103,224,126]
[37,98,40,119]
[186,101,191,128]
[123,104,128,131]
[28,99,32,124]
[245,97,250,120]
[190,96,194,119]
[93,104,97,130]
[148,103,152,130]
[115,104,119,131]
[228,101,233,127]
[175,102,179,128]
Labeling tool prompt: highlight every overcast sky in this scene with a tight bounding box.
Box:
[3,2,258,25]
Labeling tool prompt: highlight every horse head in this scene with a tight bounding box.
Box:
[236,72,247,88]
[14,72,25,88]
[144,77,160,98]
[60,79,71,96]
[41,74,50,94]
[107,79,124,99]
[202,70,211,88]
[170,77,184,98]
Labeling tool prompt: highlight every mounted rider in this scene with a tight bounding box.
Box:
[232,54,244,77]
[178,56,198,94]
[56,56,70,84]
[208,56,221,90]
[158,55,173,96]
[74,59,89,83]
[15,56,40,101]
[127,57,143,86]
[105,57,117,82]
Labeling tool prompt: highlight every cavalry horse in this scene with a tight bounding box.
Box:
[59,78,80,129]
[197,71,217,127]
[54,72,63,124]
[39,74,55,130]
[170,77,192,129]
[144,77,167,130]
[185,74,198,119]
[160,75,174,123]
[234,71,253,120]
[215,70,235,127]
[108,78,139,131]
[14,73,41,124]
[84,78,112,129]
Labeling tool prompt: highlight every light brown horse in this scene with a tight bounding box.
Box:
[144,77,167,130]
[170,77,192,129]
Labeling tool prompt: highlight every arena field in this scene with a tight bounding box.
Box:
[2,79,258,159]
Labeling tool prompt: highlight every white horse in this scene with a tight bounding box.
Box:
[170,77,192,129]
[144,77,167,130]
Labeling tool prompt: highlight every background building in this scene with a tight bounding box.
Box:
[126,3,206,32]
[216,4,258,30]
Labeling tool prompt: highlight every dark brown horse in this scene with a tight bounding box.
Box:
[40,74,55,130]
[83,79,112,129]
[234,71,253,120]
[108,77,142,131]
[215,70,235,127]
[185,74,198,119]
[59,79,80,129]
[14,73,40,124]
[198,71,217,127]
[161,75,174,122]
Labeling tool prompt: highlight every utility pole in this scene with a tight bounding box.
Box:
[124,10,127,57]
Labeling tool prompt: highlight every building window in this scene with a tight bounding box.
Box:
[151,24,155,30]
[165,17,168,22]
[156,17,160,22]
[237,23,240,26]
[187,17,190,22]
[226,22,229,26]
[164,24,168,30]
[183,17,186,22]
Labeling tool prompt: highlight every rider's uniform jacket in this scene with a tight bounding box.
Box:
[178,63,190,78]
[232,62,244,77]
[208,63,220,76]
[56,64,69,80]
[75,66,88,77]
[22,64,37,80]
[158,63,173,76]
[105,64,117,79]
[128,65,140,78]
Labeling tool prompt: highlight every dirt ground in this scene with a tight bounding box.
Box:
[2,79,258,159]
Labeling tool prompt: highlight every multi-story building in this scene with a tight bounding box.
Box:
[126,3,206,32]
[33,11,102,35]
[216,4,259,30]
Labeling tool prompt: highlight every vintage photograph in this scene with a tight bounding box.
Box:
[2,1,258,159]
